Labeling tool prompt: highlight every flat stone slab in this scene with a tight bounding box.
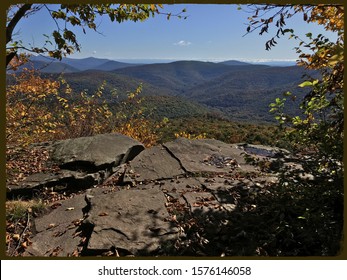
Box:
[7,171,75,195]
[240,144,290,158]
[7,170,104,197]
[159,177,202,193]
[50,133,144,170]
[128,145,185,182]
[25,194,87,257]
[83,187,179,255]
[163,138,257,174]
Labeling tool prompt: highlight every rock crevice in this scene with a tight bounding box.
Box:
[16,134,303,257]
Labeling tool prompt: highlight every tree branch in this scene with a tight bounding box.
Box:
[6,52,17,67]
[6,4,33,44]
[6,4,33,67]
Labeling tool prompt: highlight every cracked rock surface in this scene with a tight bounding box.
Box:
[83,187,178,255]
[17,135,301,257]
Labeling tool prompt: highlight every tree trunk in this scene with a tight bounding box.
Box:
[6,4,33,67]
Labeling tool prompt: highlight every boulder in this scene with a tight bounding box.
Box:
[50,133,144,171]
[8,134,145,197]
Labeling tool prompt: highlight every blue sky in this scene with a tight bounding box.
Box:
[14,4,336,63]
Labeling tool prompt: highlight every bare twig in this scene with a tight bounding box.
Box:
[12,211,31,256]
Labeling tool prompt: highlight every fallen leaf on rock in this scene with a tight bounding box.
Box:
[193,202,208,207]
[71,219,83,226]
[72,231,82,238]
[73,249,81,257]
[65,207,75,211]
[67,224,77,230]
[51,202,62,209]
[46,223,56,229]
[49,246,62,257]
[53,230,67,237]
[102,250,116,257]
[79,237,87,245]
[98,212,108,216]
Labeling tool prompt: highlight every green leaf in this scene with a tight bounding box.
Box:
[298,81,313,88]
[312,79,319,86]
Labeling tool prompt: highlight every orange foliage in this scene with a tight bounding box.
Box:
[6,69,61,146]
[304,5,344,32]
[174,131,207,140]
[110,84,162,147]
[6,69,162,149]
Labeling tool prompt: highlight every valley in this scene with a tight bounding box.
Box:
[16,56,315,124]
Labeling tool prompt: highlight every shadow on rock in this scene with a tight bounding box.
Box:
[163,175,343,257]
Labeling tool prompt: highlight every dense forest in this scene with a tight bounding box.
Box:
[7,58,315,123]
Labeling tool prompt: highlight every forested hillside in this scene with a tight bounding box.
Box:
[8,58,315,123]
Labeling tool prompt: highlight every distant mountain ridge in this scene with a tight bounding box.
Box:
[9,56,312,123]
[219,60,253,66]
[22,56,268,73]
[24,60,80,73]
[28,56,138,72]
[15,56,297,73]
[112,61,272,94]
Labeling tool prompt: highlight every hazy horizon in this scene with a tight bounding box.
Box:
[16,4,336,63]
[31,54,297,67]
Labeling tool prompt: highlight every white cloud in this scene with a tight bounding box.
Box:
[174,40,192,47]
[238,58,296,63]
[92,50,97,54]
